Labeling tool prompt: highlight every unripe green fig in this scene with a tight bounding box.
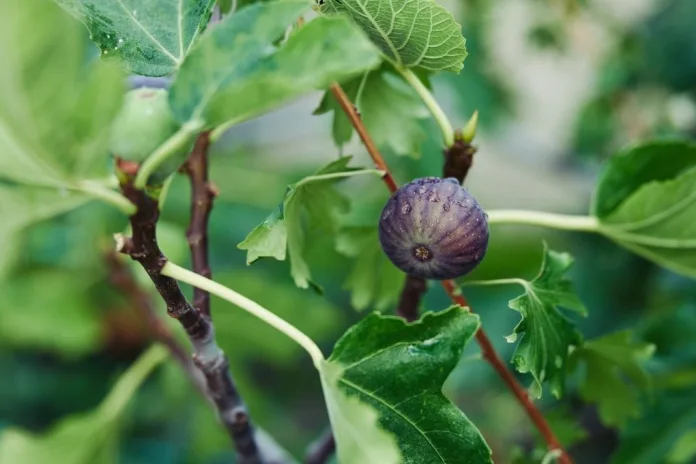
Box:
[110,87,192,184]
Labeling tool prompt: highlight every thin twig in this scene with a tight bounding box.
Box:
[116,160,263,464]
[320,83,574,464]
[181,131,218,318]
[104,250,206,394]
[305,429,335,464]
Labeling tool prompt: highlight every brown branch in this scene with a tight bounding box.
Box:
[116,160,262,464]
[316,83,574,464]
[181,131,218,318]
[305,429,336,464]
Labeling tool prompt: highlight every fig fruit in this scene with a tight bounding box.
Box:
[378,177,489,280]
[109,87,191,184]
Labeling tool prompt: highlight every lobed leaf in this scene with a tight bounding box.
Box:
[507,243,587,398]
[323,306,492,463]
[320,0,467,72]
[170,1,381,130]
[55,0,215,76]
[569,330,655,428]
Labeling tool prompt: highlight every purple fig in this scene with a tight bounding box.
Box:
[378,177,489,280]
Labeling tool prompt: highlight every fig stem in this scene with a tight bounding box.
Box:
[134,121,202,189]
[75,180,136,215]
[398,67,455,147]
[295,169,385,187]
[487,210,600,232]
[162,261,326,367]
[461,278,528,288]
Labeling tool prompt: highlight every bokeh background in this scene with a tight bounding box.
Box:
[2,0,696,462]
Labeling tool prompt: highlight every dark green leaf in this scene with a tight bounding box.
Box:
[0,0,127,206]
[569,331,655,428]
[335,226,405,311]
[314,67,429,157]
[55,0,215,76]
[324,306,492,463]
[594,140,696,278]
[238,156,382,288]
[611,386,696,464]
[320,0,467,72]
[507,244,587,398]
[170,1,381,130]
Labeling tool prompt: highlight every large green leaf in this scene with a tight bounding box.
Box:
[323,306,492,463]
[314,66,430,157]
[335,226,405,311]
[170,1,381,129]
[506,244,587,399]
[0,345,166,464]
[568,331,655,428]
[611,386,696,464]
[238,156,383,289]
[320,0,467,72]
[594,140,696,278]
[0,270,103,356]
[55,0,215,76]
[0,0,127,206]
[0,185,89,277]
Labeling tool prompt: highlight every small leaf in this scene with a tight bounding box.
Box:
[315,66,430,157]
[568,331,655,428]
[238,157,382,289]
[55,0,215,76]
[335,226,405,311]
[507,243,587,398]
[594,140,696,278]
[0,0,128,206]
[320,0,467,72]
[170,1,381,129]
[323,306,492,463]
[611,386,696,464]
[0,346,167,464]
[667,429,696,464]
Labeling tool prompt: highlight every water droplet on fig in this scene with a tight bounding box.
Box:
[401,202,412,214]
[426,191,440,202]
[443,202,450,212]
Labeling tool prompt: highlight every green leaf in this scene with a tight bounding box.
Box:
[611,386,696,464]
[238,156,382,289]
[323,306,492,463]
[336,226,405,311]
[320,0,467,72]
[170,1,381,129]
[314,67,429,157]
[54,0,215,76]
[0,0,127,206]
[507,244,587,399]
[568,331,655,428]
[0,270,103,356]
[668,429,696,464]
[0,185,89,277]
[0,345,166,464]
[594,140,696,278]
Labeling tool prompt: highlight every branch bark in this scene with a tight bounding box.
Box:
[313,84,574,464]
[116,160,263,464]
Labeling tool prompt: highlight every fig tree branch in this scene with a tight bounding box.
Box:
[327,83,574,464]
[115,160,263,464]
[181,131,218,318]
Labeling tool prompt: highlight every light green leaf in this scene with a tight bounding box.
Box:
[0,185,89,278]
[568,331,655,428]
[507,244,587,399]
[55,0,215,76]
[315,67,430,157]
[238,156,382,289]
[0,270,103,356]
[0,0,128,208]
[594,140,696,278]
[0,345,167,464]
[170,1,381,130]
[611,386,696,464]
[667,429,696,464]
[323,306,492,463]
[320,0,467,72]
[336,226,405,311]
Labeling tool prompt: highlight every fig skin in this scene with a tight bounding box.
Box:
[109,87,191,184]
[378,177,489,280]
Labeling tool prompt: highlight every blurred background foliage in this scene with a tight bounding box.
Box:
[2,0,696,463]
